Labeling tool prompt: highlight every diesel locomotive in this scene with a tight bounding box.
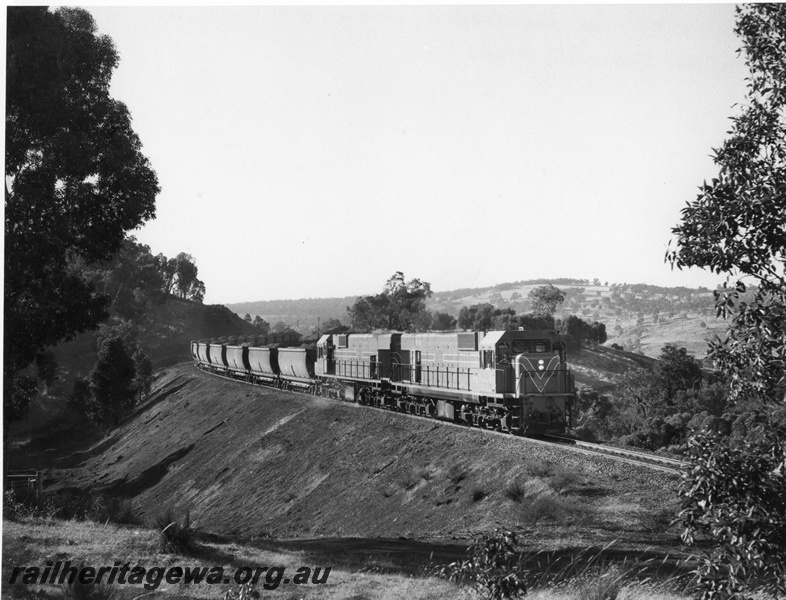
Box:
[191,328,575,435]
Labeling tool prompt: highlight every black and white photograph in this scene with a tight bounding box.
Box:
[4,3,786,599]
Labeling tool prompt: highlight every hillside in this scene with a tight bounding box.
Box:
[22,364,682,554]
[14,297,258,438]
[227,279,730,359]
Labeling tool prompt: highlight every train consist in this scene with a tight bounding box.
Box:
[191,328,575,435]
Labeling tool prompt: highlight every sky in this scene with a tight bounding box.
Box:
[82,3,748,305]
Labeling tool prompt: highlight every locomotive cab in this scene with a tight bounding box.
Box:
[479,329,574,434]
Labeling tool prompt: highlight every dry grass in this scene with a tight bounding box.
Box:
[2,516,464,600]
[3,515,695,600]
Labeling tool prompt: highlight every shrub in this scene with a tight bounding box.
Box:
[524,460,554,478]
[62,576,117,600]
[155,507,194,554]
[434,528,526,600]
[639,506,677,533]
[448,463,469,485]
[471,488,487,502]
[547,466,583,494]
[518,495,590,525]
[3,490,136,524]
[570,568,625,600]
[504,481,525,503]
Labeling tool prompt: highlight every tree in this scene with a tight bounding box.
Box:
[321,318,343,331]
[158,254,178,295]
[588,322,607,349]
[5,7,158,440]
[667,7,786,596]
[35,350,58,392]
[517,313,555,331]
[348,272,433,331]
[252,315,271,333]
[78,237,166,320]
[69,376,92,417]
[431,312,457,330]
[458,303,498,331]
[133,348,153,403]
[528,285,565,317]
[561,315,591,349]
[88,337,137,426]
[171,253,205,301]
[656,344,702,398]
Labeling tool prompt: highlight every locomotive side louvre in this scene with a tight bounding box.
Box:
[398,332,481,392]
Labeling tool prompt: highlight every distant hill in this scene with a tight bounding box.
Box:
[227,279,730,359]
[227,296,355,332]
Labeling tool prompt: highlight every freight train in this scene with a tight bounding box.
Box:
[191,328,575,435]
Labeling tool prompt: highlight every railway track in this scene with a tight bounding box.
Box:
[197,365,683,476]
[539,435,683,475]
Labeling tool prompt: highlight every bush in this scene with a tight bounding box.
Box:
[449,463,469,485]
[62,571,117,600]
[547,467,583,494]
[524,460,554,478]
[639,506,678,533]
[155,507,194,554]
[570,568,625,600]
[3,489,136,524]
[434,528,526,600]
[518,495,590,525]
[471,488,487,502]
[504,481,525,503]
[680,426,786,599]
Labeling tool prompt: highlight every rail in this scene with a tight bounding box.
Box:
[196,365,681,475]
[541,435,682,475]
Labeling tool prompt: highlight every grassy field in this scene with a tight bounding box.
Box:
[3,515,694,600]
[5,364,700,600]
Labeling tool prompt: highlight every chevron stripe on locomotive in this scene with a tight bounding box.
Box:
[191,329,575,435]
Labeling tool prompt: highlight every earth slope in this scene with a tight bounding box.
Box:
[45,364,680,551]
[13,298,258,437]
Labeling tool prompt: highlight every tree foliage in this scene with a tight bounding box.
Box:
[681,427,786,599]
[348,272,433,331]
[35,351,58,390]
[435,528,526,600]
[133,348,153,403]
[4,7,158,434]
[86,337,137,427]
[528,285,565,317]
[666,6,786,596]
[431,311,458,331]
[252,315,271,333]
[458,304,512,331]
